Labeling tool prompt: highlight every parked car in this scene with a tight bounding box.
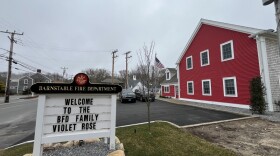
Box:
[119,88,136,103]
[134,89,155,102]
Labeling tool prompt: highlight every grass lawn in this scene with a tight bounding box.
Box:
[0,143,33,156]
[116,122,236,156]
[0,122,236,156]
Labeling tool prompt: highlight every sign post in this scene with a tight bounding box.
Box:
[31,73,122,156]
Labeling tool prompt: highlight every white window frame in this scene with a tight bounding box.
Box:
[186,56,193,70]
[200,50,210,67]
[24,79,28,84]
[220,40,234,62]
[202,79,212,96]
[187,81,194,95]
[166,72,170,80]
[164,86,170,93]
[223,76,238,97]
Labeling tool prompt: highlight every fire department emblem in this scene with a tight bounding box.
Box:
[74,73,89,86]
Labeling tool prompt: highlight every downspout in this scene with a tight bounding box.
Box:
[255,35,274,111]
[176,64,180,99]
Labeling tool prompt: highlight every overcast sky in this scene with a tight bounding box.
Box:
[0,0,276,78]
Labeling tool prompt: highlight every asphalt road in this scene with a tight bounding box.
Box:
[0,97,245,149]
[0,97,37,149]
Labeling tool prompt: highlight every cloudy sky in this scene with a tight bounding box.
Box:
[0,0,276,78]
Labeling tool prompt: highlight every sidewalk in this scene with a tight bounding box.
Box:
[158,97,280,122]
[0,95,37,104]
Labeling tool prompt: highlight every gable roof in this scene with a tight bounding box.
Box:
[128,78,141,88]
[176,19,264,64]
[161,73,178,85]
[166,68,176,74]
[30,72,51,81]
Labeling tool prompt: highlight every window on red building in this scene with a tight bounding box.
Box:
[221,40,234,61]
[186,56,193,70]
[202,79,211,96]
[200,50,210,66]
[223,77,238,97]
[187,81,194,95]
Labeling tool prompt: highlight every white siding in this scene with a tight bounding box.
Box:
[265,38,280,111]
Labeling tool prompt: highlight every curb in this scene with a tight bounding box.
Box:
[181,116,258,128]
[4,140,34,150]
[157,98,250,116]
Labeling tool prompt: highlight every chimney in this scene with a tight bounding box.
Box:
[37,69,41,73]
[133,75,136,80]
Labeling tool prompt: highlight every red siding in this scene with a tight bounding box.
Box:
[161,85,175,97]
[179,24,260,105]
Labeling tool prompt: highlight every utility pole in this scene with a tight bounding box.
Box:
[61,67,68,82]
[124,51,131,89]
[0,30,23,103]
[111,49,118,84]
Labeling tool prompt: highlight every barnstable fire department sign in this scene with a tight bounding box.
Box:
[31,73,122,156]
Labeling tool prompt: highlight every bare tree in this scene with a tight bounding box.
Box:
[137,41,155,131]
[82,68,110,83]
[117,70,126,83]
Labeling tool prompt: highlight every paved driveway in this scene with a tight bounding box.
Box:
[117,99,245,126]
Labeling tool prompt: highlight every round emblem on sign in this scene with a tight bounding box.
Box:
[74,73,89,86]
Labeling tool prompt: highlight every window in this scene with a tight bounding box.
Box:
[202,79,211,96]
[223,77,238,97]
[200,50,210,66]
[166,72,170,80]
[186,56,193,70]
[187,81,194,95]
[164,86,170,93]
[24,79,28,84]
[220,40,234,61]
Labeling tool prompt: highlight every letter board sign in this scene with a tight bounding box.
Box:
[31,73,122,156]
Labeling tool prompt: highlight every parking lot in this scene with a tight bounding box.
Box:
[117,98,245,127]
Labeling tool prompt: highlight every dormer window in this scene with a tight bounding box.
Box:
[166,72,170,80]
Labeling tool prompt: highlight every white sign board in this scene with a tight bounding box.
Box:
[33,94,116,155]
[31,73,122,156]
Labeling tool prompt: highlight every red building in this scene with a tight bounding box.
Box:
[176,19,280,111]
[160,68,178,98]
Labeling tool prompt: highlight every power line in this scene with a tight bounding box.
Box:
[13,52,57,73]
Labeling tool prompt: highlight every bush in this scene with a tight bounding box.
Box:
[249,76,267,114]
